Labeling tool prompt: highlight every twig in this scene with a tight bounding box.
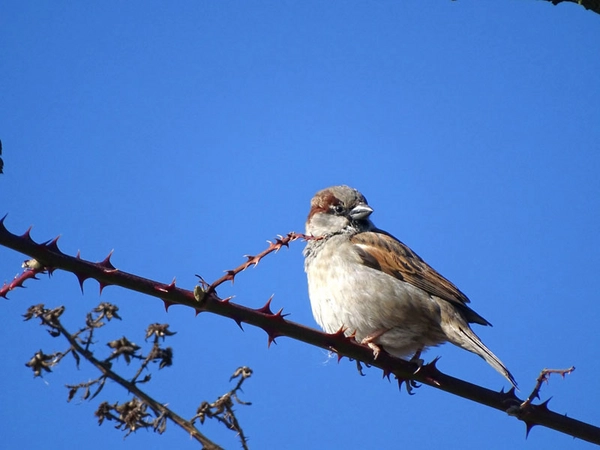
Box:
[521,367,576,409]
[24,304,223,450]
[202,232,307,294]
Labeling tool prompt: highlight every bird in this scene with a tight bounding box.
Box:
[303,185,517,387]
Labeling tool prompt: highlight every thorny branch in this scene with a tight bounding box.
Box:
[1,219,599,445]
[199,232,310,296]
[22,302,251,450]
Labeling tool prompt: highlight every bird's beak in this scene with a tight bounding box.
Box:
[349,203,373,220]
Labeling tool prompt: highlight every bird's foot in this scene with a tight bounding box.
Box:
[400,378,421,395]
[360,330,387,360]
[354,359,371,376]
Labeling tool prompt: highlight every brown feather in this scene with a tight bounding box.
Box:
[350,229,476,310]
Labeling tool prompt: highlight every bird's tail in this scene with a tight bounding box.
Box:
[451,325,518,388]
[440,308,517,389]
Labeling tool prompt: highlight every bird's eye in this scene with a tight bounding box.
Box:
[332,204,345,215]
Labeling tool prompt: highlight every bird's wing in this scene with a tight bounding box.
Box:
[350,229,473,309]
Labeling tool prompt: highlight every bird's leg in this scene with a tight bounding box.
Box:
[360,329,388,360]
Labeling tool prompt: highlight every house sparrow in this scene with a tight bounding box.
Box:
[303,185,517,387]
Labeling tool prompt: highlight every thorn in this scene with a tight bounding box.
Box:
[21,227,35,244]
[273,307,289,320]
[75,273,91,294]
[243,255,261,268]
[419,356,441,377]
[427,355,441,367]
[267,332,280,348]
[278,234,292,248]
[99,281,113,295]
[538,397,552,411]
[256,295,275,315]
[262,324,282,347]
[499,386,520,405]
[162,299,173,312]
[331,326,347,340]
[525,421,536,439]
[224,270,236,284]
[155,279,177,293]
[98,250,116,271]
[273,235,286,251]
[45,235,62,254]
[233,318,244,330]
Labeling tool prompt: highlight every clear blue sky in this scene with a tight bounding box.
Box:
[1,2,599,449]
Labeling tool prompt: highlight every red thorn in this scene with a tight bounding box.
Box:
[382,368,392,381]
[195,308,202,316]
[525,421,536,438]
[224,270,236,284]
[256,295,275,315]
[167,278,177,290]
[45,236,62,254]
[330,326,347,340]
[21,227,35,244]
[273,236,286,251]
[155,279,177,293]
[538,397,552,411]
[98,250,116,271]
[499,386,520,404]
[420,356,441,376]
[273,307,289,320]
[162,299,173,312]
[262,325,282,347]
[267,333,279,347]
[75,273,91,293]
[234,319,244,330]
[243,255,261,268]
[99,281,113,295]
[336,353,344,363]
[277,234,291,249]
[76,250,81,259]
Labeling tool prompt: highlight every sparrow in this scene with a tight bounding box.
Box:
[303,185,517,387]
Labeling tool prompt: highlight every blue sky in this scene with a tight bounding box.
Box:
[1,2,599,449]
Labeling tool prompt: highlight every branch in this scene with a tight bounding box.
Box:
[23,303,223,450]
[1,218,599,444]
[545,0,600,15]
